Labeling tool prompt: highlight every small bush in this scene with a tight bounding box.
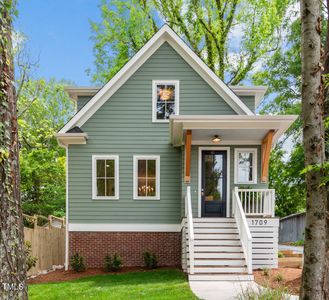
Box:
[104,254,122,272]
[278,251,285,258]
[143,250,158,269]
[25,241,38,271]
[237,285,290,300]
[262,268,269,277]
[291,239,304,246]
[274,273,284,283]
[70,253,86,272]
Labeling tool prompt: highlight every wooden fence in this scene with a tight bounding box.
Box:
[24,215,65,276]
[279,212,305,243]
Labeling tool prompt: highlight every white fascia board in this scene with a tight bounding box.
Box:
[230,86,268,107]
[59,25,254,134]
[65,87,100,101]
[68,223,181,232]
[55,133,88,147]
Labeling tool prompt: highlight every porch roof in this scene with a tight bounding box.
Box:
[169,115,298,147]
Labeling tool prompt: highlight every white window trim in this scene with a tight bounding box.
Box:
[152,80,179,123]
[92,155,119,200]
[234,148,258,184]
[133,155,160,200]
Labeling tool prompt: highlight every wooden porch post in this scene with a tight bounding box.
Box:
[184,130,192,183]
[261,130,275,182]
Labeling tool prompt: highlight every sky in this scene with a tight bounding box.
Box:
[15,0,102,86]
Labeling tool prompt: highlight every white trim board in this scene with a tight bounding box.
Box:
[198,147,231,218]
[59,25,253,134]
[68,223,181,232]
[65,147,69,271]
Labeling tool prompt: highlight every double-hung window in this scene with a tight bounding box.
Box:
[92,155,119,199]
[133,155,160,200]
[152,80,179,122]
[234,149,257,184]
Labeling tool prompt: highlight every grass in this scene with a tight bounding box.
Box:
[28,269,198,300]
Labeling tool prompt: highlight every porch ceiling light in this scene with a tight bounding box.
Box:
[212,135,221,143]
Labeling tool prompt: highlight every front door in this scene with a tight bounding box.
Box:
[201,150,227,217]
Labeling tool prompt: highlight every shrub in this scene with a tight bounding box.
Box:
[291,239,304,246]
[143,250,158,269]
[104,254,122,272]
[278,251,285,258]
[70,253,86,272]
[237,285,290,300]
[274,273,284,283]
[262,268,269,277]
[25,241,38,271]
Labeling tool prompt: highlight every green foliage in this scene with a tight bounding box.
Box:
[237,285,290,300]
[278,251,285,258]
[269,144,306,217]
[25,241,38,271]
[104,254,122,272]
[18,79,74,217]
[274,273,284,283]
[90,0,290,84]
[290,239,304,246]
[262,268,270,276]
[143,250,158,269]
[70,253,86,272]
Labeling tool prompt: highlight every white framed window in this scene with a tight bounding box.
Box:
[92,155,119,200]
[234,148,257,184]
[152,80,179,122]
[133,155,160,200]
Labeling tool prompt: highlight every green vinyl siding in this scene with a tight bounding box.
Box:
[182,145,268,217]
[68,42,237,224]
[77,96,92,111]
[239,96,255,113]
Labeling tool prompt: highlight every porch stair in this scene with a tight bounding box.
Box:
[186,218,254,281]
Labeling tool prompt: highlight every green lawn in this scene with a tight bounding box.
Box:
[29,269,199,300]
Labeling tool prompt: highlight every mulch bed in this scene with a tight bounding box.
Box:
[28,267,157,284]
[254,267,302,295]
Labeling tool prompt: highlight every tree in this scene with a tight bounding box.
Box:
[300,0,327,298]
[18,79,74,217]
[0,0,27,299]
[90,0,290,84]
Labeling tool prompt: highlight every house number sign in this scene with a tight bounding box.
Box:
[251,219,268,226]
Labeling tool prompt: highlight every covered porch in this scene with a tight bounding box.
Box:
[170,115,297,219]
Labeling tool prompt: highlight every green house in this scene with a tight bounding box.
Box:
[57,25,296,281]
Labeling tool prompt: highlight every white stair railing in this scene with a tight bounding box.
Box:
[237,189,275,217]
[185,186,195,274]
[233,187,253,274]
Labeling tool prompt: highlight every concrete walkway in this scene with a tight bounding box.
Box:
[279,244,304,254]
[189,281,299,300]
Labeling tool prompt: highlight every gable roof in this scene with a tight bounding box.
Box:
[59,25,254,134]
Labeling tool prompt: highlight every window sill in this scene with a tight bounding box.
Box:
[92,197,119,201]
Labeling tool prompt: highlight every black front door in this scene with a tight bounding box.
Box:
[201,150,227,217]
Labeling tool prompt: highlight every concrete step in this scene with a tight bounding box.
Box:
[188,274,254,281]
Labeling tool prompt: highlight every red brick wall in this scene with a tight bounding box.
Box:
[69,231,181,268]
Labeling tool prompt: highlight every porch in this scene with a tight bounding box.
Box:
[169,115,296,280]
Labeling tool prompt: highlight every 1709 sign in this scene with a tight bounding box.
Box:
[251,219,268,226]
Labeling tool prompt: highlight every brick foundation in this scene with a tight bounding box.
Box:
[69,231,181,268]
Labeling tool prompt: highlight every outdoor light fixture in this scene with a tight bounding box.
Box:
[212,135,221,143]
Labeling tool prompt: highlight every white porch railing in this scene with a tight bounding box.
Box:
[233,187,252,275]
[185,186,195,274]
[237,188,275,217]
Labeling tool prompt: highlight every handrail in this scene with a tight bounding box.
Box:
[233,187,253,274]
[237,188,275,217]
[185,185,195,274]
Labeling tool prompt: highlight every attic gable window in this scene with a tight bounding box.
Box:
[152,80,179,122]
[92,155,119,200]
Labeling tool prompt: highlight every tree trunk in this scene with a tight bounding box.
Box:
[0,1,27,299]
[300,0,327,299]
[323,1,329,298]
